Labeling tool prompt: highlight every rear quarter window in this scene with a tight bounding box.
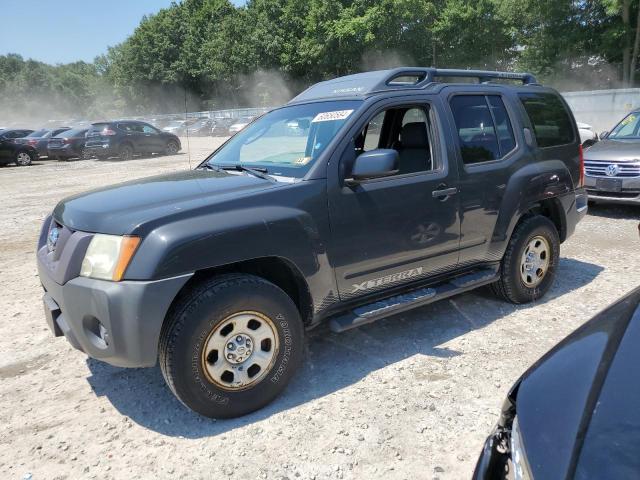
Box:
[519,92,575,147]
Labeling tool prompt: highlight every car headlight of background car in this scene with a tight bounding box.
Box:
[80,234,140,281]
[510,416,533,480]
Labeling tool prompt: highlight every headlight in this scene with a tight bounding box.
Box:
[511,416,533,480]
[80,234,140,281]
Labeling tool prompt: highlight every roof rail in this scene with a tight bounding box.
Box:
[371,67,538,92]
[288,67,539,104]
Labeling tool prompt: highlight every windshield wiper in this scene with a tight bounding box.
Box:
[211,164,275,182]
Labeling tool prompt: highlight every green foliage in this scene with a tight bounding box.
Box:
[1,0,639,123]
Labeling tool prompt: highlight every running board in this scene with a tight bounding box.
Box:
[329,267,499,333]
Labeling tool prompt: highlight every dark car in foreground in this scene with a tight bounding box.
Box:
[37,68,587,418]
[0,135,38,166]
[584,109,640,205]
[16,128,71,157]
[84,120,181,160]
[474,286,640,480]
[47,128,89,160]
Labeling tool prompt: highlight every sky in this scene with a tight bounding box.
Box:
[0,0,242,65]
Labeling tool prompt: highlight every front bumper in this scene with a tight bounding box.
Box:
[37,245,192,368]
[585,175,640,205]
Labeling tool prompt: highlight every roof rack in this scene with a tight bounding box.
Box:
[289,67,539,104]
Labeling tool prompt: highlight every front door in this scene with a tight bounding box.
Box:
[328,100,461,300]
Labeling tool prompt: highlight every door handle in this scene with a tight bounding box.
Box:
[432,186,458,199]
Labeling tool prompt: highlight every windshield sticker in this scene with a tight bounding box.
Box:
[311,109,354,123]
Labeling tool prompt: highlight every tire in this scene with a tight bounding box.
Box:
[159,274,304,418]
[15,151,34,166]
[81,148,91,160]
[165,140,179,155]
[119,144,133,161]
[491,215,560,304]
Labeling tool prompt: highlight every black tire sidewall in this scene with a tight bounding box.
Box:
[163,276,303,418]
[504,216,559,303]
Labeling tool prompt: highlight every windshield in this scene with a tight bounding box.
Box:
[55,128,86,138]
[205,100,361,177]
[167,120,185,127]
[608,112,640,139]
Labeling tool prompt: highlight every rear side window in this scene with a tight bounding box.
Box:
[450,95,516,165]
[519,92,574,147]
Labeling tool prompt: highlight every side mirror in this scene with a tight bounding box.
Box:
[346,149,399,184]
[599,131,609,139]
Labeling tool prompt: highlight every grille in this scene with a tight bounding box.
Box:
[584,160,640,178]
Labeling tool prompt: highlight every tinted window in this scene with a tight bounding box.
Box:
[27,129,48,137]
[519,92,574,147]
[55,128,86,138]
[488,96,516,154]
[450,95,501,164]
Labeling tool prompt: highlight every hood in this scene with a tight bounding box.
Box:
[53,169,279,235]
[584,138,640,161]
[514,287,640,480]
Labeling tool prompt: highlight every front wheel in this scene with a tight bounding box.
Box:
[15,151,34,166]
[159,274,304,418]
[492,215,560,304]
[165,140,179,155]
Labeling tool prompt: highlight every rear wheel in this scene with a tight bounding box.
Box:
[492,215,560,304]
[119,144,133,161]
[81,148,91,160]
[15,151,33,166]
[159,274,304,418]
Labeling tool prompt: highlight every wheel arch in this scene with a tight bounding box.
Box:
[166,256,314,327]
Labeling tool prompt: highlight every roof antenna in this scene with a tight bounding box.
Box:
[184,86,192,170]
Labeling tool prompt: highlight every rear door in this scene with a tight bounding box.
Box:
[443,87,525,266]
[141,123,165,152]
[327,97,461,300]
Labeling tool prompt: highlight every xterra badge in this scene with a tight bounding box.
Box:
[351,267,424,293]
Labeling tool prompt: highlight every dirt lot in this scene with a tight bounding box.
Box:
[1,137,638,480]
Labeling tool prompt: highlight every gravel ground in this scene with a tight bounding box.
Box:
[1,137,639,480]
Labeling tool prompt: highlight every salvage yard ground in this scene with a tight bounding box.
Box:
[1,137,639,479]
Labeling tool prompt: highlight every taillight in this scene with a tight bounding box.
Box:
[578,144,585,188]
[102,128,117,136]
[63,138,71,144]
[28,139,38,146]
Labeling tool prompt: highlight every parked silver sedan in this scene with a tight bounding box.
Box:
[584,110,640,205]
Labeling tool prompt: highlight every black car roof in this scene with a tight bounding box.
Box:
[289,67,539,104]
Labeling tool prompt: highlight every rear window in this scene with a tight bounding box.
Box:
[55,128,86,138]
[27,129,48,137]
[519,92,574,147]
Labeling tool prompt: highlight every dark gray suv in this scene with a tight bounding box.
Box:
[38,68,587,418]
[84,120,181,160]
